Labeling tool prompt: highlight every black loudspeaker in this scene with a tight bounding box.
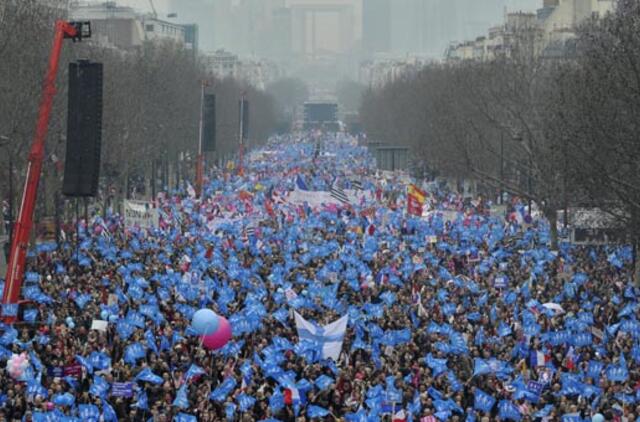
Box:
[203,94,216,152]
[239,99,249,140]
[63,60,103,197]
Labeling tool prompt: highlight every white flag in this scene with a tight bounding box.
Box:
[294,311,348,361]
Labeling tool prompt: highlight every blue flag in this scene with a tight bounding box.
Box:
[174,413,197,422]
[135,367,163,384]
[124,342,146,365]
[210,378,237,402]
[145,330,159,355]
[237,393,256,412]
[78,404,100,421]
[101,399,118,422]
[133,389,148,410]
[89,375,110,398]
[88,351,111,371]
[52,392,75,407]
[315,375,334,391]
[173,384,190,409]
[184,364,206,382]
[474,388,496,413]
[75,354,94,374]
[307,405,330,418]
[498,400,522,421]
[269,389,285,412]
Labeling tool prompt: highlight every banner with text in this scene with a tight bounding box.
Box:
[124,200,158,229]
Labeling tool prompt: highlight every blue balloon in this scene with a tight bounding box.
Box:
[191,309,220,336]
[100,310,109,320]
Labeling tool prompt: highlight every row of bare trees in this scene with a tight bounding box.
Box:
[0,0,278,226]
[361,0,640,259]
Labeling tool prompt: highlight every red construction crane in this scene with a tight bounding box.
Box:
[1,20,91,323]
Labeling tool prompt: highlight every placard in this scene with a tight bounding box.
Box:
[91,320,108,331]
[111,382,134,398]
[123,200,158,229]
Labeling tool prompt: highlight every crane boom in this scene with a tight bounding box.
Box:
[148,0,157,18]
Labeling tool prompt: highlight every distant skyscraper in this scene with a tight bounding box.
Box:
[363,0,391,57]
[167,0,212,50]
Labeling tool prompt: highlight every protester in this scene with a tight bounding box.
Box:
[0,133,638,422]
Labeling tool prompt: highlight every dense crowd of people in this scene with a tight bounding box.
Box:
[0,134,637,422]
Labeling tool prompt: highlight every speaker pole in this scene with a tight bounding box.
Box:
[196,80,208,198]
[238,92,246,177]
[2,20,90,323]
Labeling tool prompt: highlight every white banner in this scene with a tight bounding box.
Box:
[294,311,348,361]
[286,188,367,208]
[124,200,158,229]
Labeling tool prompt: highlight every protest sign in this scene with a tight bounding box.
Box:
[124,200,158,229]
[111,382,134,398]
[90,320,108,331]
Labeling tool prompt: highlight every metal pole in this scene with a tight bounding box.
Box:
[151,159,156,200]
[8,154,13,244]
[54,191,60,247]
[75,198,80,263]
[563,136,568,228]
[500,132,504,205]
[239,93,245,176]
[84,196,88,227]
[196,81,205,197]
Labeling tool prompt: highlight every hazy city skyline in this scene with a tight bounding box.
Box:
[115,0,541,57]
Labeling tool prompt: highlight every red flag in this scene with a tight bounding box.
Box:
[407,195,423,216]
[265,198,275,218]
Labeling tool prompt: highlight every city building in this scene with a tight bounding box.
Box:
[446,0,616,62]
[359,56,431,88]
[286,0,361,60]
[69,1,196,50]
[203,50,282,90]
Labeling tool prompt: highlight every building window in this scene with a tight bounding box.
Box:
[145,24,154,32]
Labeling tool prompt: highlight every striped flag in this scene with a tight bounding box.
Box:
[351,179,363,191]
[330,183,350,206]
[407,184,426,216]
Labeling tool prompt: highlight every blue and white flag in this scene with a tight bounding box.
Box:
[294,311,347,361]
[135,367,163,384]
[210,378,237,402]
[173,384,190,408]
[78,404,100,421]
[498,400,522,421]
[474,388,496,413]
[237,393,256,412]
[124,342,146,365]
[296,175,309,191]
[184,364,206,382]
[89,375,110,398]
[102,399,118,422]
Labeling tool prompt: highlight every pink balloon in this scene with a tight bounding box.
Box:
[201,317,232,350]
